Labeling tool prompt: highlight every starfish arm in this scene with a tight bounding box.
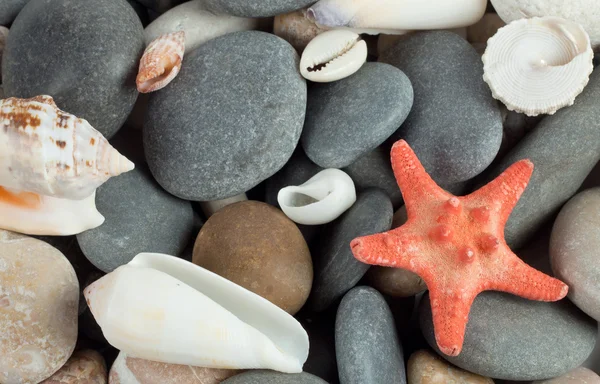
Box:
[466,159,534,225]
[488,251,568,301]
[390,140,451,217]
[350,228,423,271]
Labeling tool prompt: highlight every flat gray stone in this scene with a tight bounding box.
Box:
[336,286,406,384]
[0,0,29,25]
[481,68,600,249]
[309,188,393,312]
[302,62,413,168]
[203,0,316,17]
[419,291,598,381]
[222,371,328,384]
[550,188,600,321]
[144,31,306,201]
[379,31,502,185]
[2,0,143,138]
[77,164,195,273]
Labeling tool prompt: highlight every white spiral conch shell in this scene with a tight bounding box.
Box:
[482,17,594,116]
[300,30,367,82]
[137,31,185,93]
[277,169,356,225]
[0,95,134,200]
[306,0,487,33]
[84,252,309,373]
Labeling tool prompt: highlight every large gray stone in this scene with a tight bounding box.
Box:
[144,31,306,201]
[379,31,502,185]
[419,291,598,381]
[302,62,413,168]
[336,286,406,384]
[222,371,328,384]
[309,188,393,312]
[482,69,600,249]
[203,0,316,17]
[2,0,143,138]
[0,0,29,25]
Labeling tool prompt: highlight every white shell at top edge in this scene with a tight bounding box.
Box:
[482,17,594,117]
[84,252,309,373]
[0,96,134,200]
[278,168,356,225]
[300,29,367,82]
[307,0,487,32]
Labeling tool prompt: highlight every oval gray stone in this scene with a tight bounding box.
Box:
[302,62,413,168]
[481,68,600,249]
[144,31,306,201]
[336,286,406,384]
[309,188,393,312]
[0,0,29,25]
[203,0,316,17]
[222,371,328,384]
[379,31,502,185]
[77,164,195,273]
[419,291,598,381]
[2,0,143,138]
[550,188,600,322]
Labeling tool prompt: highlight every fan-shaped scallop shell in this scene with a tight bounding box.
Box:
[482,17,594,116]
[137,31,185,93]
[0,95,134,200]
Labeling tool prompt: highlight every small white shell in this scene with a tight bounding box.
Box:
[482,17,594,117]
[0,96,134,200]
[84,252,309,373]
[278,168,356,225]
[0,188,104,235]
[300,30,367,82]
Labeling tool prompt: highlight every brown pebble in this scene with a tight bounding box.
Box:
[273,9,329,52]
[193,201,313,315]
[532,367,600,384]
[41,349,107,384]
[408,350,494,384]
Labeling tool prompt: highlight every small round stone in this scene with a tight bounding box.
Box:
[77,164,195,273]
[0,231,79,384]
[302,62,413,168]
[407,349,493,384]
[193,201,313,315]
[550,188,600,321]
[203,0,317,17]
[144,31,306,201]
[532,367,600,384]
[222,371,328,384]
[2,0,144,138]
[336,286,406,384]
[41,350,107,384]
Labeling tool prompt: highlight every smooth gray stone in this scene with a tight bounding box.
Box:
[222,371,328,384]
[77,164,195,273]
[2,0,143,138]
[309,188,393,312]
[203,0,316,17]
[144,31,306,201]
[302,62,413,168]
[379,31,502,185]
[336,286,406,384]
[0,0,29,25]
[126,0,149,26]
[419,291,598,381]
[550,188,600,321]
[481,69,600,249]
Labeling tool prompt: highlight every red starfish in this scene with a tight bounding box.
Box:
[350,140,568,356]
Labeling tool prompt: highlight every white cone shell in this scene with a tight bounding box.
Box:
[0,190,104,235]
[300,29,367,82]
[482,17,594,116]
[0,96,134,200]
[278,168,356,225]
[84,253,309,373]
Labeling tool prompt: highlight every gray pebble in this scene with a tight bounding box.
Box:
[0,0,29,25]
[203,0,316,17]
[222,371,328,384]
[309,188,393,312]
[302,62,413,168]
[144,31,306,201]
[336,286,406,384]
[77,164,195,273]
[419,291,598,381]
[379,31,502,185]
[2,0,143,138]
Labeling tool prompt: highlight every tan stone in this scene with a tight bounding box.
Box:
[0,230,79,384]
[109,352,238,384]
[273,9,329,52]
[532,367,600,384]
[41,349,107,384]
[408,350,494,384]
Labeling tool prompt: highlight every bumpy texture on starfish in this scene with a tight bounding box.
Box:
[350,140,568,357]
